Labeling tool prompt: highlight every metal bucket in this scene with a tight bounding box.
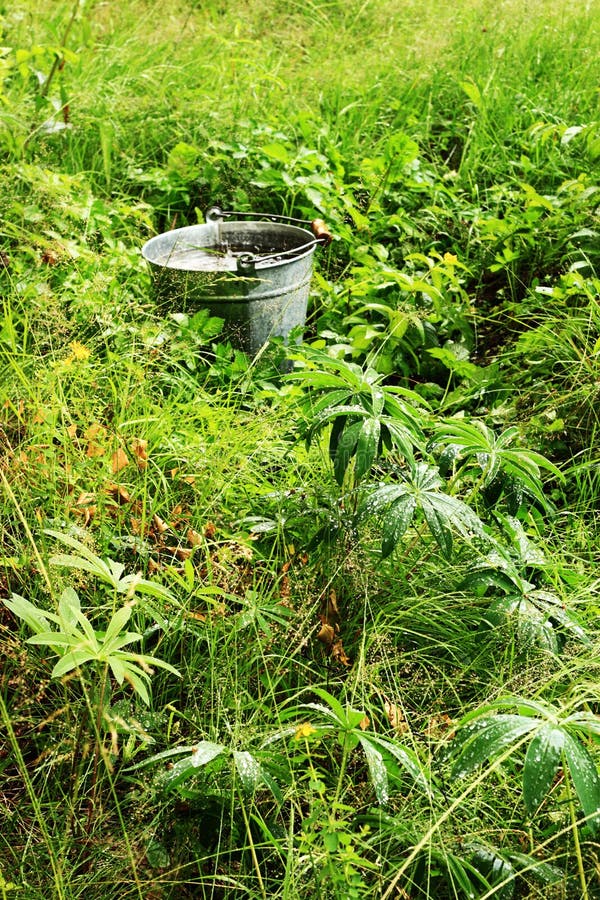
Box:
[142,207,331,355]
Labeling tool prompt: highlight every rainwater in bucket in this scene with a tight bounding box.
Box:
[142,207,332,356]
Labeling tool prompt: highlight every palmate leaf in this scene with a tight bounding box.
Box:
[431,420,563,512]
[452,714,539,778]
[366,462,484,558]
[358,735,389,804]
[523,726,565,813]
[453,699,600,835]
[562,731,600,832]
[381,494,417,558]
[528,725,600,831]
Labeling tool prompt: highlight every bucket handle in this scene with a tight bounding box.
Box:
[206,206,333,271]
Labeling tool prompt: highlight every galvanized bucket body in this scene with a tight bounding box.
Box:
[142,216,317,354]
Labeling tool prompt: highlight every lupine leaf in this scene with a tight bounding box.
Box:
[333,420,362,485]
[359,736,389,804]
[562,731,600,833]
[452,715,539,778]
[367,733,433,795]
[52,649,97,678]
[232,750,262,792]
[522,726,565,813]
[381,494,417,557]
[355,416,381,480]
[192,741,226,767]
[3,593,56,634]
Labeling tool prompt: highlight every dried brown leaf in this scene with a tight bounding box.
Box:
[384,700,409,735]
[131,438,148,468]
[152,514,170,534]
[112,447,129,474]
[317,621,336,647]
[187,528,203,547]
[86,441,105,459]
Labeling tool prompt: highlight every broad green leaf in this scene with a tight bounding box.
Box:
[52,649,97,678]
[334,420,362,485]
[309,389,352,417]
[121,666,149,704]
[328,413,347,459]
[260,142,291,164]
[452,714,539,778]
[364,483,406,516]
[381,494,417,557]
[421,496,453,558]
[116,575,177,604]
[109,655,127,684]
[355,416,381,480]
[108,559,126,583]
[565,713,600,742]
[103,605,133,648]
[366,734,433,795]
[162,755,198,790]
[358,736,389,804]
[384,420,418,460]
[192,741,226,767]
[45,527,115,581]
[370,386,385,417]
[73,609,100,651]
[562,731,600,833]
[232,750,262,792]
[58,587,81,631]
[50,553,113,583]
[128,745,199,770]
[27,631,80,647]
[306,688,348,725]
[505,851,563,885]
[115,651,180,678]
[469,846,515,900]
[522,726,565,814]
[4,593,55,634]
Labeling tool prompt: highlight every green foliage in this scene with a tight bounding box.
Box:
[5,588,178,704]
[2,0,600,897]
[452,696,600,833]
[291,347,427,487]
[365,461,484,559]
[3,532,180,704]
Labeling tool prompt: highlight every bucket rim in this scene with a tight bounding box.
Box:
[141,220,317,271]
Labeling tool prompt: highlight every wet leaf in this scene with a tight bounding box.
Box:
[523,726,564,813]
[232,750,262,793]
[191,741,226,767]
[359,735,389,804]
[562,731,600,833]
[452,715,538,778]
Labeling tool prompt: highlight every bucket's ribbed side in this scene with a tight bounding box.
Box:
[203,264,312,353]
